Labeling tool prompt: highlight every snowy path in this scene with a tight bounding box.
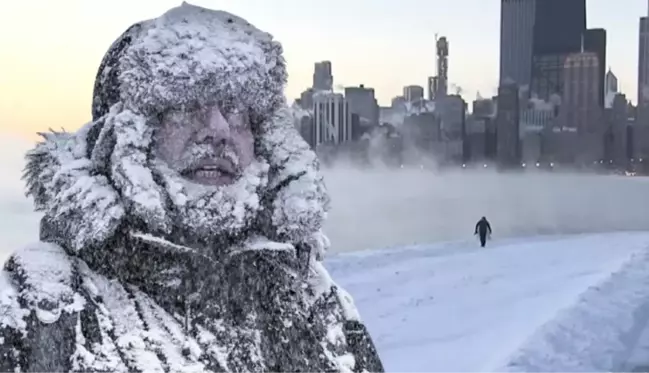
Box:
[326,232,649,372]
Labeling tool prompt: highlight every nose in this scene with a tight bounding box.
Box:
[196,107,230,146]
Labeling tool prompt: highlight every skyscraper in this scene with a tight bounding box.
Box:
[638,16,649,125]
[605,69,618,94]
[562,51,604,164]
[312,61,333,91]
[499,0,536,87]
[532,0,586,55]
[427,76,437,101]
[496,82,521,166]
[403,85,425,102]
[345,84,379,127]
[605,92,629,166]
[312,92,351,146]
[435,36,449,99]
[562,52,601,134]
[636,4,649,163]
[583,28,607,108]
[530,0,586,100]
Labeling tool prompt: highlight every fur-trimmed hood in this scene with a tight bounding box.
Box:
[23,2,330,258]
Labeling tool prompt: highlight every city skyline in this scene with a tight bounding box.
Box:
[0,0,645,138]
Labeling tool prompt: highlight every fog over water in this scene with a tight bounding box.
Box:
[322,163,649,252]
[1,136,648,256]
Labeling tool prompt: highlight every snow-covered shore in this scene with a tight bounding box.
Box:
[327,233,649,371]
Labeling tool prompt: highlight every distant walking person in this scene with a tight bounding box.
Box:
[475,216,492,247]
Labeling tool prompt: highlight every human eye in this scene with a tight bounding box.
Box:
[227,107,250,129]
[163,111,184,125]
[161,108,195,131]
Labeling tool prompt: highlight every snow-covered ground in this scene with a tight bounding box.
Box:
[326,233,649,372]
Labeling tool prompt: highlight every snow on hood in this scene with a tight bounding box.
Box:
[23,2,330,259]
[92,2,286,125]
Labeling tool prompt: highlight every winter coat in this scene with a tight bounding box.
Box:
[0,4,384,372]
[0,234,382,372]
[475,218,492,237]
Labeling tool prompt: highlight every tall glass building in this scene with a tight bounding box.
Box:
[532,0,586,55]
[529,0,587,100]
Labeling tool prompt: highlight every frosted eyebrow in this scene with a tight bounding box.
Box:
[162,107,202,122]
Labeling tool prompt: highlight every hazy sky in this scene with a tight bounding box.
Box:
[0,0,646,138]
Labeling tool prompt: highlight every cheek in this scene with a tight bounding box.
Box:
[155,127,191,163]
[233,131,255,165]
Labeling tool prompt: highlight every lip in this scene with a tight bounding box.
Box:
[181,159,238,182]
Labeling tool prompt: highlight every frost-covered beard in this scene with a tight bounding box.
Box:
[152,154,270,245]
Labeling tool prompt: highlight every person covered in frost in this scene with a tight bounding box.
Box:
[474,216,492,248]
[0,3,384,372]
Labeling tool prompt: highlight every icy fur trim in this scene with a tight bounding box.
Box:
[110,3,286,121]
[259,107,331,243]
[104,106,172,234]
[25,106,328,256]
[24,126,125,253]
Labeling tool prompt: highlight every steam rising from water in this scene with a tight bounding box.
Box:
[1,136,649,256]
[322,163,649,252]
[0,137,40,256]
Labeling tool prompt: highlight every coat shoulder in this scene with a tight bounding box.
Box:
[4,241,85,323]
[0,242,102,372]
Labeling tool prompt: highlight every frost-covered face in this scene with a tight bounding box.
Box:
[154,104,255,186]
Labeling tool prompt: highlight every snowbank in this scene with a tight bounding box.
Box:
[500,249,649,372]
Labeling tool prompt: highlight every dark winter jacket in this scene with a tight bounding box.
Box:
[0,3,383,372]
[475,218,492,237]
